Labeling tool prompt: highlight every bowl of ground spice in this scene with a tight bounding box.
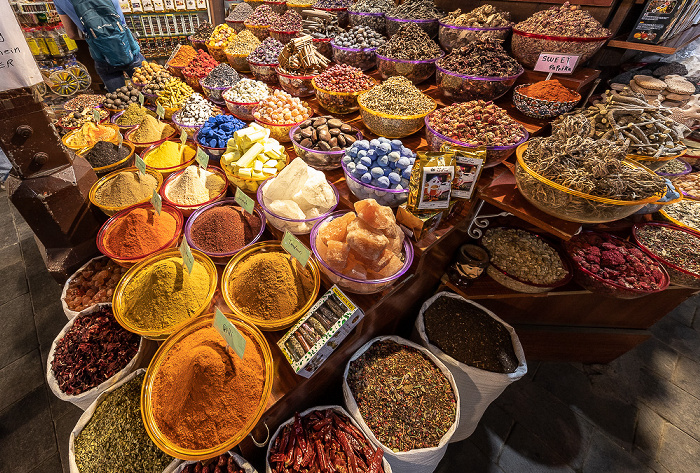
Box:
[89,166,164,216]
[185,199,265,265]
[62,122,122,151]
[78,140,135,176]
[161,165,228,217]
[113,248,218,339]
[513,80,581,119]
[125,114,178,153]
[112,103,155,132]
[221,241,321,330]
[97,203,184,266]
[141,139,198,177]
[141,312,273,459]
[633,222,700,289]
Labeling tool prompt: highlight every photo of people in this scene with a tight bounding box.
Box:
[454,162,477,191]
[422,172,453,204]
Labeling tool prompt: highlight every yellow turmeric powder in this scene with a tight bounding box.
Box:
[143,141,196,169]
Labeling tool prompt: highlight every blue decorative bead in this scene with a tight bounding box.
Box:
[396,157,410,169]
[377,154,389,167]
[370,139,380,148]
[400,178,410,187]
[361,173,372,183]
[356,163,368,175]
[360,156,372,167]
[356,140,370,150]
[342,154,353,164]
[371,166,384,178]
[388,172,401,184]
[357,149,367,158]
[388,151,400,162]
[391,139,402,150]
[346,162,356,174]
[347,147,358,157]
[377,176,390,188]
[366,149,377,159]
[402,167,412,179]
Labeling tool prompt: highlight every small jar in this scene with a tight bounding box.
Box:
[445,243,489,289]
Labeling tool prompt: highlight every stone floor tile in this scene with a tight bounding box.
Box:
[497,424,575,473]
[34,300,66,355]
[27,269,62,317]
[673,355,700,400]
[632,336,679,379]
[0,241,23,267]
[0,386,58,473]
[0,217,18,251]
[28,452,63,473]
[656,424,700,473]
[53,406,82,473]
[582,434,655,473]
[0,349,44,412]
[436,439,503,473]
[19,234,48,278]
[666,296,698,327]
[469,403,514,460]
[650,316,700,364]
[634,404,667,454]
[0,293,37,371]
[0,260,28,307]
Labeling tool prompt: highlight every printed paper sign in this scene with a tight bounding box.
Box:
[234,187,254,215]
[151,189,162,215]
[534,53,580,74]
[214,308,246,358]
[0,1,43,91]
[179,238,194,274]
[282,231,310,268]
[196,148,209,169]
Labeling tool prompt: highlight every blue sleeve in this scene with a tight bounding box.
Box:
[53,0,66,15]
[113,0,126,24]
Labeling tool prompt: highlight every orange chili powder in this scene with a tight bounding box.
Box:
[520,80,579,102]
[151,325,265,450]
[104,207,178,258]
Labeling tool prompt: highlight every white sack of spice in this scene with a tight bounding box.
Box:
[168,451,257,473]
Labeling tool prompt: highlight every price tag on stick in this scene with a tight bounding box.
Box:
[139,92,145,106]
[151,189,162,215]
[92,108,100,123]
[214,308,246,359]
[179,238,194,274]
[196,147,209,169]
[534,53,580,78]
[180,130,187,146]
[282,231,310,268]
[156,102,165,120]
[234,187,254,215]
[135,154,147,175]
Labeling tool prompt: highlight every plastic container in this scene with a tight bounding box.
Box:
[58,113,109,133]
[200,79,230,105]
[659,200,700,233]
[110,111,139,132]
[157,102,180,121]
[386,16,438,38]
[671,173,700,200]
[182,71,205,91]
[125,125,178,154]
[253,106,312,143]
[223,164,277,194]
[206,43,229,63]
[515,143,664,223]
[160,165,229,218]
[226,19,247,33]
[425,116,528,168]
[195,130,228,164]
[256,176,339,234]
[564,232,670,299]
[286,2,312,15]
[96,202,184,266]
[313,37,333,60]
[331,42,377,71]
[248,60,279,85]
[438,21,512,52]
[141,312,273,459]
[357,91,436,139]
[185,199,267,265]
[226,51,252,73]
[142,91,157,106]
[189,36,208,52]
[112,248,218,340]
[512,84,580,119]
[289,124,362,170]
[376,53,444,85]
[348,11,385,35]
[341,158,409,207]
[167,63,186,78]
[656,159,693,178]
[276,68,317,97]
[62,123,121,151]
[221,241,321,330]
[170,110,203,140]
[140,139,197,177]
[435,64,523,103]
[265,0,287,14]
[270,28,300,44]
[223,96,261,121]
[633,180,683,215]
[627,151,686,171]
[89,166,164,217]
[511,28,611,70]
[312,76,377,115]
[633,222,700,289]
[245,23,271,41]
[310,211,414,294]
[78,141,135,177]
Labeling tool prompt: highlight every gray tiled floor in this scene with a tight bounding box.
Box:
[1,194,699,473]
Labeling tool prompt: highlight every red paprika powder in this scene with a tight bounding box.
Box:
[102,206,179,259]
[520,80,580,102]
[183,50,218,79]
[190,205,262,253]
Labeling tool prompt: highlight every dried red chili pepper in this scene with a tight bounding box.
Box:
[367,447,385,473]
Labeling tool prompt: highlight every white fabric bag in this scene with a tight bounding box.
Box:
[166,451,257,473]
[69,369,180,473]
[61,256,114,320]
[416,291,527,442]
[265,405,393,473]
[342,336,460,473]
[47,303,147,410]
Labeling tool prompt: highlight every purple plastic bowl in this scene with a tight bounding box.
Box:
[331,42,377,71]
[375,52,444,85]
[184,198,266,265]
[435,63,523,102]
[438,20,512,52]
[424,115,529,168]
[256,176,340,235]
[194,129,227,164]
[348,11,386,35]
[340,158,409,207]
[310,210,414,294]
[656,159,693,178]
[171,110,205,140]
[289,124,362,170]
[386,16,438,38]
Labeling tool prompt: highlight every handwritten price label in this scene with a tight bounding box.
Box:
[534,53,580,75]
[179,238,194,274]
[281,231,310,268]
[214,308,246,359]
[196,147,209,170]
[234,187,254,215]
[139,92,145,106]
[151,189,162,215]
[135,154,147,175]
[156,102,165,119]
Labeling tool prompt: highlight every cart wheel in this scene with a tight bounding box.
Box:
[70,63,91,91]
[48,70,79,97]
[35,82,48,97]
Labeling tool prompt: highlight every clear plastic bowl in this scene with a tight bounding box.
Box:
[313,37,333,60]
[111,110,140,132]
[221,241,321,330]
[289,123,362,170]
[659,200,700,233]
[265,0,287,14]
[160,165,229,218]
[248,60,279,85]
[656,159,693,177]
[286,2,312,14]
[206,42,229,63]
[154,101,180,121]
[357,91,436,139]
[189,36,208,51]
[376,53,444,85]
[331,42,377,71]
[438,21,512,52]
[182,71,205,91]
[515,143,665,223]
[78,140,136,177]
[633,180,682,215]
[226,52,252,73]
[564,231,670,299]
[170,110,203,140]
[62,123,122,151]
[671,173,700,200]
[276,68,317,97]
[386,16,438,38]
[312,76,377,115]
[341,158,409,207]
[166,63,186,78]
[223,96,261,121]
[222,160,288,194]
[348,11,385,35]
[226,19,247,33]
[140,139,197,177]
[141,312,273,459]
[424,115,528,168]
[633,222,700,289]
[142,91,157,106]
[125,125,178,154]
[511,28,611,69]
[512,83,581,119]
[270,28,300,44]
[96,202,184,266]
[199,79,230,105]
[89,166,164,217]
[627,151,686,171]
[245,23,271,41]
[253,106,312,143]
[435,63,523,103]
[195,129,228,163]
[185,198,266,265]
[310,211,414,294]
[256,176,339,234]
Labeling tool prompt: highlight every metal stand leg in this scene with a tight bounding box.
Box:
[466,199,513,239]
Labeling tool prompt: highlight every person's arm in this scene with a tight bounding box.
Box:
[58,14,82,40]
